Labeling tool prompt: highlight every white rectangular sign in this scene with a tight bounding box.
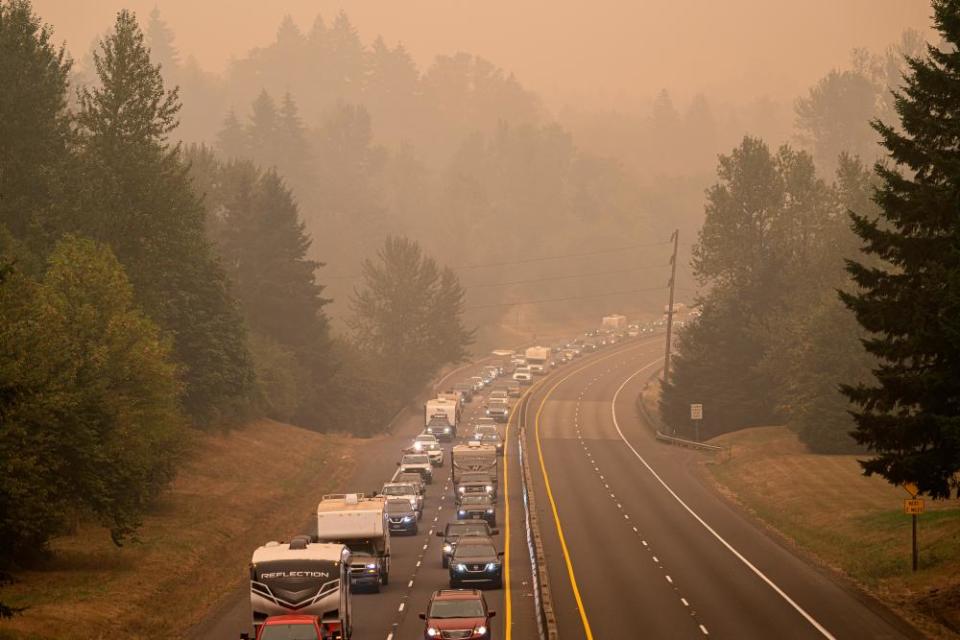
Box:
[690,404,703,421]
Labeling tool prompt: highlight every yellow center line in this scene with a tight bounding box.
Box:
[532,344,650,640]
[503,371,554,640]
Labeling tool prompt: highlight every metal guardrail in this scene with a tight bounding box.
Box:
[636,366,730,456]
[654,430,726,452]
[517,393,559,640]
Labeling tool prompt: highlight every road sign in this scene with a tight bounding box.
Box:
[904,499,924,515]
[690,404,703,421]
[903,482,919,498]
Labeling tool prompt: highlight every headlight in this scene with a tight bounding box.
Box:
[458,486,466,493]
[427,628,439,637]
[403,516,413,522]
[443,543,452,553]
[484,563,498,572]
[414,442,423,450]
[444,427,451,432]
[486,409,491,415]
[476,625,487,636]
[365,563,377,569]
[486,485,493,492]
[458,510,466,515]
[454,563,468,572]
[486,508,494,514]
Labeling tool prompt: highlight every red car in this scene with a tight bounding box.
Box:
[419,589,495,640]
[241,615,329,640]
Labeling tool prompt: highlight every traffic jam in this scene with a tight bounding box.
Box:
[240,316,643,640]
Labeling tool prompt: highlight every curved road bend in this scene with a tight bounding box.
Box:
[525,339,919,640]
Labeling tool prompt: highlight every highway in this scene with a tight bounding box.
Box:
[189,358,539,640]
[523,337,918,640]
[192,334,918,640]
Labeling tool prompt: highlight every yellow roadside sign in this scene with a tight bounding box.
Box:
[903,482,919,497]
[904,499,924,515]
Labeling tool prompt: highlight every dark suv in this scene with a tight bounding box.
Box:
[386,498,418,535]
[436,521,498,568]
[419,589,495,640]
[448,537,503,589]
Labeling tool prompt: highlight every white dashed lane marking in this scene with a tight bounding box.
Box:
[569,353,710,636]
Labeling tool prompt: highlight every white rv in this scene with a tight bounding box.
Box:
[315,494,391,593]
[248,537,352,638]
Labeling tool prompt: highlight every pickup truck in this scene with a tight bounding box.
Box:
[381,481,423,517]
[435,521,499,568]
[398,453,433,484]
[484,399,509,423]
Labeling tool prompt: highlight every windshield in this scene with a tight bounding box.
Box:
[260,624,320,640]
[429,599,485,619]
[460,496,491,505]
[387,502,411,514]
[383,485,414,495]
[455,543,495,557]
[402,455,429,464]
[447,524,489,536]
[476,426,497,434]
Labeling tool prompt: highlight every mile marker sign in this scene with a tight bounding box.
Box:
[690,404,703,421]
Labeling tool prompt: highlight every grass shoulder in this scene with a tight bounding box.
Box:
[0,419,359,640]
[704,426,960,639]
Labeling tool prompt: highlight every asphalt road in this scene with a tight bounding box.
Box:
[191,334,918,640]
[189,357,540,640]
[524,338,919,640]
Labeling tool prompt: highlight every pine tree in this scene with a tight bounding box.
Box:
[74,10,255,426]
[276,92,312,190]
[0,0,73,256]
[145,7,179,73]
[247,89,280,169]
[216,109,248,159]
[840,0,960,499]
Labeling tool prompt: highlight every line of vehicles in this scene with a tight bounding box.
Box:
[239,319,655,640]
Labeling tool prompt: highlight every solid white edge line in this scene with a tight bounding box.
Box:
[611,360,836,640]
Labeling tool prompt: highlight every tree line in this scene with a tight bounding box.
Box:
[0,0,473,571]
[662,0,959,500]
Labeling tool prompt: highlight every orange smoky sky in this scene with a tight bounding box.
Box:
[32,0,932,108]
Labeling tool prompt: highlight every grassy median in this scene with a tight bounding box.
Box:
[0,420,357,640]
[706,426,960,639]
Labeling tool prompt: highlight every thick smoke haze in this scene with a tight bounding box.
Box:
[33,0,930,109]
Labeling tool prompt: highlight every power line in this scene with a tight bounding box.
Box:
[323,240,672,281]
[465,285,668,310]
[464,263,669,290]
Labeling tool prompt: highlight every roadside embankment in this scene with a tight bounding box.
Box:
[636,374,960,638]
[0,419,358,640]
[705,426,960,639]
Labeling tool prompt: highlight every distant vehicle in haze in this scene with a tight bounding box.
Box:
[602,314,627,329]
[398,453,433,484]
[452,383,474,403]
[408,433,444,466]
[381,481,422,516]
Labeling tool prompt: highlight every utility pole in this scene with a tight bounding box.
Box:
[663,229,679,383]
